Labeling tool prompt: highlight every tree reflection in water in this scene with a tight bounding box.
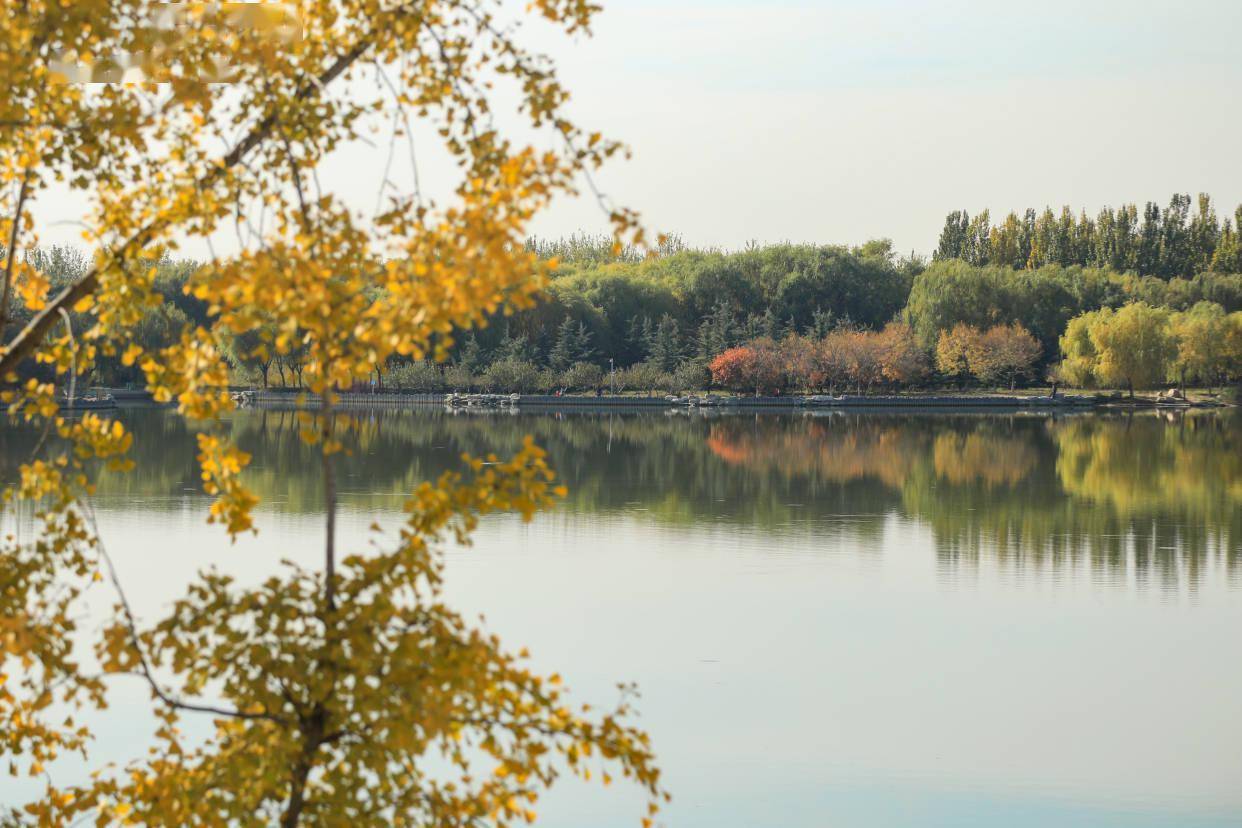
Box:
[3,407,1237,592]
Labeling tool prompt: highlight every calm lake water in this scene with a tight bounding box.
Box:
[3,406,1241,826]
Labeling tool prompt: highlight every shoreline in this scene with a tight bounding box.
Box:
[230,390,1233,412]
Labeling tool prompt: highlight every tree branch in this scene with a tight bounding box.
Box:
[86,510,290,725]
[0,36,373,377]
[1,167,33,330]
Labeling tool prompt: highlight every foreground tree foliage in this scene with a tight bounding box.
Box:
[1,0,666,824]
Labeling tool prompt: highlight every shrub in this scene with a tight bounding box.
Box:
[389,361,444,392]
[481,359,541,393]
[442,364,475,391]
[559,361,605,391]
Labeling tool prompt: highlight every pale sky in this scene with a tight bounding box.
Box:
[526,0,1242,255]
[33,0,1242,258]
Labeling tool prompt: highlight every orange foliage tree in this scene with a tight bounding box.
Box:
[876,322,928,386]
[709,341,786,395]
[937,322,1042,388]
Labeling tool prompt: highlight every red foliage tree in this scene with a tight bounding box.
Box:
[709,344,785,395]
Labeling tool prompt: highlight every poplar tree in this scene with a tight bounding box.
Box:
[934,210,971,260]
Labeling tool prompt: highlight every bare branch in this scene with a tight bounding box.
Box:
[86,508,290,725]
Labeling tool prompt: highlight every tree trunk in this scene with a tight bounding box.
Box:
[321,392,337,612]
[280,707,326,828]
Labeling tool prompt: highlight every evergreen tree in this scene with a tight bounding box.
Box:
[572,320,595,364]
[626,315,653,363]
[648,314,683,372]
[696,301,736,360]
[549,317,593,371]
[809,307,836,339]
[494,325,538,363]
[739,309,782,342]
[456,333,485,371]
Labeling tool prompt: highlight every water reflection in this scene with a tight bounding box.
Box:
[3,407,1239,591]
[3,406,1241,826]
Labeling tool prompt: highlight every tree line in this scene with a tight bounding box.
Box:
[6,220,1242,396]
[935,193,1242,277]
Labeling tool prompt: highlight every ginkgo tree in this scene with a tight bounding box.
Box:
[0,0,666,825]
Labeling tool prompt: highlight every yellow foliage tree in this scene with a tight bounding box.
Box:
[968,322,1042,389]
[1057,309,1105,388]
[935,323,980,384]
[1169,301,1231,387]
[1,1,665,824]
[1089,303,1175,396]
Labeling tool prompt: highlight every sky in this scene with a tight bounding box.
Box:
[521,0,1242,255]
[32,0,1242,258]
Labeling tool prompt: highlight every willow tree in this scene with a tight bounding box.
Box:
[0,1,666,825]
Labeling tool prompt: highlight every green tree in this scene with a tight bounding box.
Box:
[964,210,991,265]
[481,359,542,393]
[549,316,585,371]
[903,259,1006,348]
[389,361,444,392]
[455,333,486,372]
[648,314,683,372]
[808,307,837,339]
[560,361,605,391]
[1211,218,1242,273]
[494,326,539,364]
[934,210,970,261]
[1158,193,1193,279]
[616,361,664,396]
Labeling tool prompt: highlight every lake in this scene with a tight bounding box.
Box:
[3,406,1240,826]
